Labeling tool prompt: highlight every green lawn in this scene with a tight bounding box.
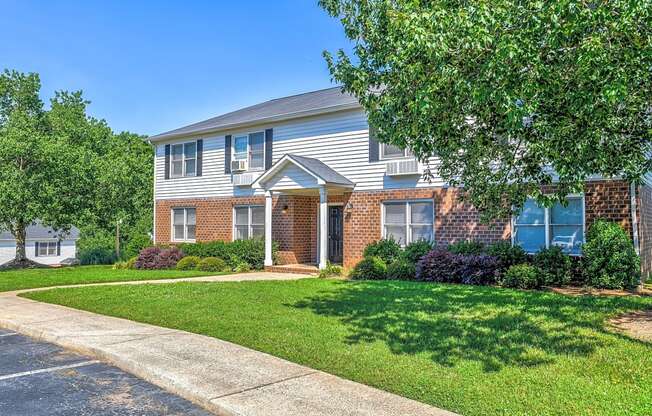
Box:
[0,265,219,292]
[24,279,652,416]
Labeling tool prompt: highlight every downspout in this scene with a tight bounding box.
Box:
[150,141,157,245]
[630,182,640,256]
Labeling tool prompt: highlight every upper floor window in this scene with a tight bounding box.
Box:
[37,241,58,257]
[234,205,264,240]
[172,208,196,242]
[382,200,434,245]
[233,132,265,170]
[380,143,412,160]
[171,142,197,177]
[513,196,584,255]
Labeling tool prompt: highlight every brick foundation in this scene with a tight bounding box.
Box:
[155,179,641,271]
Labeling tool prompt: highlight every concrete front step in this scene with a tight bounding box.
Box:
[265,264,319,275]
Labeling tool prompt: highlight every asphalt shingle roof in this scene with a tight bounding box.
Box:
[149,87,360,141]
[0,223,80,241]
[286,154,354,186]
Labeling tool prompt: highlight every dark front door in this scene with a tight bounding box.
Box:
[328,206,344,264]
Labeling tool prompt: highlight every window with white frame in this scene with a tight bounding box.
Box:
[171,142,197,177]
[382,200,434,245]
[37,241,58,257]
[513,196,584,255]
[172,208,196,242]
[234,205,264,240]
[232,132,265,170]
[380,143,412,160]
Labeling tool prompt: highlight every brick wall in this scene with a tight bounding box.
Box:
[584,180,635,237]
[639,184,652,281]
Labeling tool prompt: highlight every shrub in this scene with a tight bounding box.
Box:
[77,231,117,265]
[179,239,277,270]
[485,241,528,271]
[363,238,402,264]
[386,259,416,280]
[501,264,541,289]
[319,262,343,278]
[125,256,138,269]
[349,256,387,280]
[135,246,184,270]
[416,248,463,283]
[533,246,571,286]
[124,233,152,259]
[112,261,128,270]
[176,256,201,270]
[448,240,484,255]
[234,262,251,273]
[401,240,434,265]
[458,254,500,285]
[79,247,117,265]
[197,257,228,273]
[583,220,640,289]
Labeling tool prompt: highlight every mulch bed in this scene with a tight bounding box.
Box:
[609,310,652,343]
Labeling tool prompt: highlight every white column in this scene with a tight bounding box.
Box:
[264,190,273,267]
[319,186,328,269]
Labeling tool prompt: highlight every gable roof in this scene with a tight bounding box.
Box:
[149,87,361,142]
[0,223,80,241]
[253,154,354,189]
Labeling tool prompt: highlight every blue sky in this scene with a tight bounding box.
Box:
[0,1,352,135]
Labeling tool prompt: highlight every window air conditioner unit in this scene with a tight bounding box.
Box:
[232,172,257,187]
[385,159,420,176]
[231,160,247,172]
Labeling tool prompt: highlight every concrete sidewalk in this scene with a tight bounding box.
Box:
[0,273,455,416]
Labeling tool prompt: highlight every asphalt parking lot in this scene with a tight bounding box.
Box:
[0,328,213,416]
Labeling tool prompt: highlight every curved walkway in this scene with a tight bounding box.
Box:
[0,272,454,416]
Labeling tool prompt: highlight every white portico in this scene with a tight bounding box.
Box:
[252,154,354,269]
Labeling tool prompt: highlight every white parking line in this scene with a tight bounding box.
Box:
[0,360,100,381]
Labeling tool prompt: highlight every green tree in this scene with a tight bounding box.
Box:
[321,0,652,220]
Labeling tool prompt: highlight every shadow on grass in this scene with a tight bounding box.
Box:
[292,281,649,372]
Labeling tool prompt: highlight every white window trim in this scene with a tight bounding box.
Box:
[171,207,196,242]
[381,199,435,246]
[511,194,585,256]
[37,241,58,257]
[170,140,198,178]
[231,131,266,172]
[379,142,413,160]
[233,205,265,241]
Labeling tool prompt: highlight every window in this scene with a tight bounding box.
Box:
[232,132,265,170]
[234,206,265,240]
[513,196,584,255]
[172,208,196,241]
[37,242,58,257]
[382,201,434,245]
[380,143,412,160]
[171,141,197,178]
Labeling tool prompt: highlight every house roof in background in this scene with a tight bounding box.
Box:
[148,87,361,142]
[0,223,80,241]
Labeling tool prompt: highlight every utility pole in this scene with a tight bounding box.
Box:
[116,218,122,260]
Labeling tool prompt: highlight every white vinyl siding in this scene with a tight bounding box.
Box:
[172,208,196,242]
[0,240,77,266]
[382,200,434,245]
[233,206,264,240]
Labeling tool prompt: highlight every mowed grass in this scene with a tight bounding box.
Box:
[0,265,219,292]
[24,279,652,416]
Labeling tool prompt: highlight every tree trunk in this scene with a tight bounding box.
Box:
[14,221,27,262]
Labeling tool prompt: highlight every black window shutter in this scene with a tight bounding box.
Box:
[368,126,380,162]
[57,241,61,256]
[265,129,273,170]
[34,242,39,257]
[196,139,203,177]
[164,144,171,179]
[224,135,232,174]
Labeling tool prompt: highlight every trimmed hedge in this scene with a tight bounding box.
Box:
[387,259,416,280]
[533,246,571,286]
[501,264,541,289]
[363,238,402,264]
[485,241,528,272]
[135,246,183,270]
[416,248,462,283]
[448,240,485,255]
[350,256,387,280]
[179,239,277,270]
[176,256,201,270]
[197,257,228,273]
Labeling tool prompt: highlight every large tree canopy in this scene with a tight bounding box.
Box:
[320,0,652,220]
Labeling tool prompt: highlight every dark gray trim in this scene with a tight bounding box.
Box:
[164,144,171,179]
[196,139,203,177]
[224,135,232,174]
[368,126,379,163]
[265,129,273,170]
[34,242,39,257]
[56,241,61,256]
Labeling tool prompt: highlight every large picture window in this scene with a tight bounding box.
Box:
[382,200,434,245]
[234,206,265,240]
[172,208,196,242]
[514,196,584,255]
[171,141,197,178]
[232,132,265,170]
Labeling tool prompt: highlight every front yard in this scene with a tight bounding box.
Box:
[0,265,219,292]
[23,279,652,416]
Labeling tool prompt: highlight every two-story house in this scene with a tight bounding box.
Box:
[148,87,651,275]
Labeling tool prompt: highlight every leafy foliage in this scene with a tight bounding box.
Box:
[583,220,640,289]
[321,1,652,220]
[416,248,462,283]
[135,246,183,270]
[501,264,542,289]
[349,256,387,280]
[485,241,528,272]
[458,254,500,286]
[533,246,572,286]
[179,239,276,270]
[176,256,201,271]
[363,238,402,264]
[77,230,117,265]
[197,257,228,273]
[319,262,343,278]
[386,259,416,280]
[448,240,485,255]
[401,240,433,265]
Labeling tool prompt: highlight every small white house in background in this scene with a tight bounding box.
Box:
[0,223,80,266]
